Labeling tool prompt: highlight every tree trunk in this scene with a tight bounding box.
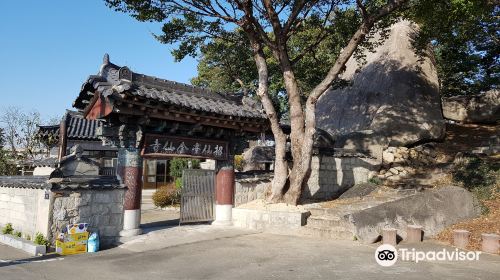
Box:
[247,35,290,201]
[241,0,409,205]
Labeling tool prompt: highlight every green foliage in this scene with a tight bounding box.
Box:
[234,155,245,172]
[453,155,499,203]
[409,0,498,96]
[0,128,5,148]
[152,187,181,208]
[0,148,17,176]
[2,223,14,235]
[0,128,16,175]
[25,234,31,241]
[169,158,200,178]
[190,11,367,118]
[368,176,382,185]
[14,231,22,238]
[175,177,183,189]
[34,232,50,247]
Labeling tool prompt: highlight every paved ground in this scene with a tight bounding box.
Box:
[1,225,499,280]
[141,208,179,228]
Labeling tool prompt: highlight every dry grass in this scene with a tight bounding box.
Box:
[436,192,500,252]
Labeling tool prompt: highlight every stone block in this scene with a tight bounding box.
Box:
[61,197,76,210]
[78,206,92,218]
[406,225,423,243]
[91,204,110,215]
[481,234,499,254]
[453,230,470,249]
[110,203,124,214]
[110,213,123,226]
[383,228,397,246]
[94,192,112,204]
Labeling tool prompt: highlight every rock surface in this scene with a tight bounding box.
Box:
[242,146,275,172]
[316,20,445,153]
[348,186,480,243]
[442,89,500,123]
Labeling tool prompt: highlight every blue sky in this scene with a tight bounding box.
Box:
[0,0,198,121]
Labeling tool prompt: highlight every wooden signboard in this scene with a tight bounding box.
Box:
[142,134,229,160]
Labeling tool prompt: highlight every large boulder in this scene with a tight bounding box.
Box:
[442,89,500,123]
[347,186,480,243]
[316,21,445,155]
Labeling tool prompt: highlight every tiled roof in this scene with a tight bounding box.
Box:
[48,176,124,190]
[37,125,59,139]
[0,175,123,190]
[37,111,103,141]
[65,111,102,140]
[0,176,50,189]
[74,54,266,120]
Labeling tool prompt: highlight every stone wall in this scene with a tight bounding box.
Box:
[0,186,51,238]
[378,145,439,182]
[234,172,272,207]
[305,155,380,200]
[51,189,125,248]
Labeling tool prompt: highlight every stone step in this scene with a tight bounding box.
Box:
[308,208,329,216]
[300,226,354,240]
[306,216,344,228]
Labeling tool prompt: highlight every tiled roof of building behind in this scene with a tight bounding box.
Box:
[37,110,103,142]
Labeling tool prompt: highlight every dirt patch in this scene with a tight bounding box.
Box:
[436,193,500,252]
[434,123,498,162]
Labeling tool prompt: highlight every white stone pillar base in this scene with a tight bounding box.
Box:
[120,209,142,237]
[212,204,233,226]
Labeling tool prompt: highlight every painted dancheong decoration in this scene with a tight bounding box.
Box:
[142,134,229,160]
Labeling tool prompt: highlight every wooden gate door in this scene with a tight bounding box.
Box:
[180,169,216,224]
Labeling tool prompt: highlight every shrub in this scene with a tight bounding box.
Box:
[34,232,50,247]
[169,158,200,178]
[25,234,31,241]
[175,177,183,189]
[453,155,499,213]
[14,231,22,238]
[234,155,245,171]
[368,177,382,185]
[2,223,13,235]
[453,156,499,199]
[152,187,181,208]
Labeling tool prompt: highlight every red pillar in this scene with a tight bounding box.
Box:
[213,162,235,226]
[118,148,143,237]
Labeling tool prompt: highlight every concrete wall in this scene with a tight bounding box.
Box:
[33,167,55,176]
[232,208,309,234]
[51,189,125,248]
[305,155,380,200]
[0,187,51,238]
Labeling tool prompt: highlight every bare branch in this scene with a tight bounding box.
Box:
[356,0,368,20]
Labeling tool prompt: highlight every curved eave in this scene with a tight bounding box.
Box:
[83,94,114,120]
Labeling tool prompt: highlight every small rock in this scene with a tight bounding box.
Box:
[395,166,405,171]
[389,167,399,175]
[383,151,395,163]
[387,175,401,181]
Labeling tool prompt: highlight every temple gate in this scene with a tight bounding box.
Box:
[72,54,268,236]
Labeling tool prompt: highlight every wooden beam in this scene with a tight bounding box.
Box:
[115,100,267,133]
